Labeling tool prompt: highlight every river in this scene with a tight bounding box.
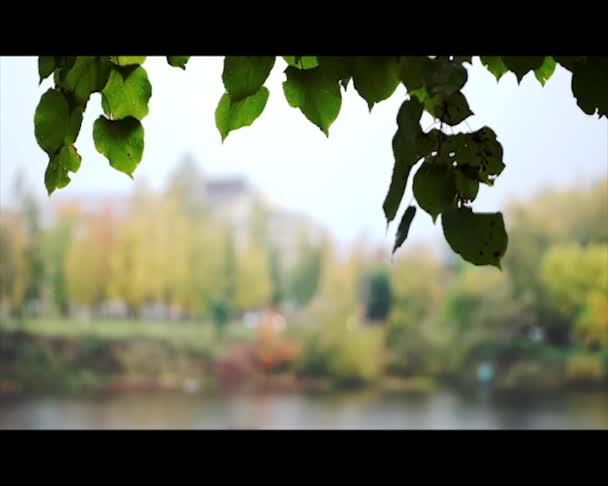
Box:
[1,388,607,429]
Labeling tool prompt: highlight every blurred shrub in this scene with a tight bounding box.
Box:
[295,310,385,386]
[541,243,607,348]
[327,324,385,385]
[498,361,562,391]
[254,321,299,372]
[575,289,608,351]
[565,354,606,385]
[386,247,447,376]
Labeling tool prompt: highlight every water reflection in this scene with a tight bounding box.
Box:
[1,390,607,429]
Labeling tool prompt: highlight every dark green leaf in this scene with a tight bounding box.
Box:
[38,56,56,84]
[480,56,508,81]
[454,170,479,202]
[34,89,73,155]
[554,56,587,72]
[382,98,425,224]
[393,206,416,253]
[167,56,190,69]
[425,58,468,99]
[352,56,401,111]
[442,206,508,268]
[102,66,152,121]
[215,87,269,141]
[398,56,434,92]
[571,57,608,118]
[62,56,112,103]
[44,145,82,195]
[283,66,342,136]
[453,56,473,65]
[93,116,144,177]
[502,56,545,83]
[223,56,275,102]
[413,162,457,222]
[534,57,556,86]
[443,127,505,184]
[317,56,354,88]
[427,91,474,126]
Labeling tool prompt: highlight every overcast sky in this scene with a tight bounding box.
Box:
[1,56,606,250]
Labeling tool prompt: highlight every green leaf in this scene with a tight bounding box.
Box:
[317,56,354,87]
[398,56,434,92]
[38,56,56,84]
[62,56,112,103]
[93,116,144,177]
[534,57,556,86]
[425,58,468,99]
[102,66,152,121]
[463,127,505,183]
[441,127,505,185]
[44,145,82,195]
[427,91,474,126]
[454,169,479,202]
[554,56,587,72]
[453,56,473,65]
[501,56,545,83]
[283,56,319,70]
[111,56,146,66]
[351,56,401,111]
[480,56,508,81]
[215,87,269,141]
[441,206,508,268]
[413,162,457,222]
[167,56,191,69]
[223,56,275,102]
[53,57,76,85]
[382,98,425,224]
[393,206,416,254]
[384,138,416,226]
[34,88,77,155]
[571,57,608,118]
[283,65,342,136]
[409,87,442,114]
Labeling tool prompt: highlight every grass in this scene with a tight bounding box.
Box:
[0,317,257,354]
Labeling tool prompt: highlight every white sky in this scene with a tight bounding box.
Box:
[1,56,606,250]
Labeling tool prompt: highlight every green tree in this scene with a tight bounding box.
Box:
[41,203,80,315]
[504,178,608,344]
[540,243,608,347]
[234,198,274,313]
[13,173,45,311]
[0,212,29,316]
[386,247,447,375]
[286,230,322,307]
[362,267,392,322]
[209,227,237,330]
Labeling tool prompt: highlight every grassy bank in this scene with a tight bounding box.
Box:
[1,318,607,396]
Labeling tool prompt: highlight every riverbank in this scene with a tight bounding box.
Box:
[1,319,607,397]
[0,321,438,396]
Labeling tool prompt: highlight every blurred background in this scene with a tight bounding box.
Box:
[0,56,607,429]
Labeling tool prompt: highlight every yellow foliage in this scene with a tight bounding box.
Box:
[65,232,104,306]
[565,354,605,384]
[541,243,608,321]
[234,244,273,312]
[575,290,608,350]
[0,213,29,311]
